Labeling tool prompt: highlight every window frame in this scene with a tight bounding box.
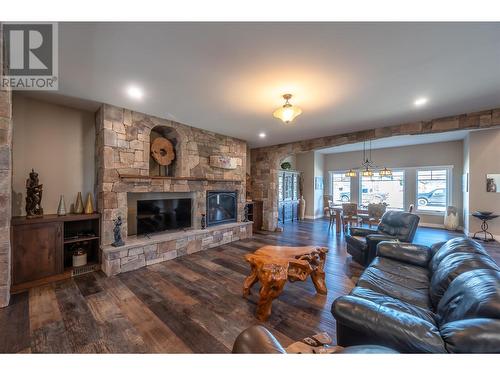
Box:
[415,166,453,215]
[358,169,406,210]
[329,171,352,205]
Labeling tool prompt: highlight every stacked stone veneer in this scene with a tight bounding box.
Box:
[102,222,252,276]
[0,26,12,307]
[95,104,249,272]
[251,108,500,231]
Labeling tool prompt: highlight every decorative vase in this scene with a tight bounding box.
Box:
[201,214,207,229]
[84,193,94,214]
[299,195,306,220]
[74,192,84,214]
[444,206,459,231]
[57,195,67,216]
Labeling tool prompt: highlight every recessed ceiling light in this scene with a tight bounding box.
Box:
[414,97,428,107]
[126,85,144,100]
[259,132,266,138]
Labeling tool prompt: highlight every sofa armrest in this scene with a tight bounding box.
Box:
[365,234,398,263]
[440,318,500,353]
[349,227,379,237]
[232,325,286,353]
[376,241,432,267]
[366,234,397,244]
[331,296,446,353]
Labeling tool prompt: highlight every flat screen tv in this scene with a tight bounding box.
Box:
[136,198,192,235]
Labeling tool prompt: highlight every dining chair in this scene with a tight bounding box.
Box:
[327,204,336,230]
[359,203,386,228]
[323,195,333,216]
[342,202,361,233]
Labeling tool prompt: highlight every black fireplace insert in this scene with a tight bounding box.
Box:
[206,191,237,227]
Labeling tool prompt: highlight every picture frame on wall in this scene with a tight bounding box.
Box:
[314,176,323,191]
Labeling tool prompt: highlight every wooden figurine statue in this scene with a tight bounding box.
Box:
[112,216,125,247]
[25,169,44,218]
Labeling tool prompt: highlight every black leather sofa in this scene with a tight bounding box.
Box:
[332,237,500,353]
[232,325,398,354]
[346,211,420,266]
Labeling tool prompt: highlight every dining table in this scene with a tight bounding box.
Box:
[329,205,368,233]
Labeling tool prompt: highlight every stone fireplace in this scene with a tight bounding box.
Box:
[95,104,252,276]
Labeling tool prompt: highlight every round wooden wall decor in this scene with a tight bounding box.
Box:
[151,137,175,166]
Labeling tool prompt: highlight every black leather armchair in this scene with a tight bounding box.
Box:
[346,211,420,266]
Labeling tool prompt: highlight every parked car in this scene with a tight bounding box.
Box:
[417,188,446,207]
[339,192,350,202]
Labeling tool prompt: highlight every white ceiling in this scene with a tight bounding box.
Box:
[316,129,470,154]
[42,22,500,147]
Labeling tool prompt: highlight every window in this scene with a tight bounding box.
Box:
[360,171,404,209]
[417,169,449,212]
[331,172,351,205]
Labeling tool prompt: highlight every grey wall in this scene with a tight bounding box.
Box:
[466,128,500,238]
[12,95,95,216]
[296,151,315,218]
[296,151,324,219]
[323,140,464,226]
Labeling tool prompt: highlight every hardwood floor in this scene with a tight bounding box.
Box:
[1,219,499,353]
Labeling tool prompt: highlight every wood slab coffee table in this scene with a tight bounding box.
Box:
[243,245,328,321]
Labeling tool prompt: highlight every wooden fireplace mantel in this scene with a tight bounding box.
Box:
[118,173,242,184]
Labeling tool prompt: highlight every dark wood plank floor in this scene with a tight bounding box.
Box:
[1,219,499,353]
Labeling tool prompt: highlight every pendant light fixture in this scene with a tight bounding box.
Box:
[379,167,393,177]
[273,94,302,124]
[345,169,357,178]
[344,139,392,178]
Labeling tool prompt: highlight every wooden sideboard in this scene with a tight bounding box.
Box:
[11,213,100,292]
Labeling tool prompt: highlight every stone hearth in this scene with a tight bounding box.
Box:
[101,221,252,276]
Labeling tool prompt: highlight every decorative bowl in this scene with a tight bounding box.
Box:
[475,211,493,216]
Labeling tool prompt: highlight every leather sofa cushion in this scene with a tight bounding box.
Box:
[332,296,446,353]
[377,241,432,267]
[357,267,431,309]
[377,211,419,241]
[437,269,500,325]
[430,253,500,307]
[430,237,487,274]
[346,235,367,250]
[440,318,500,353]
[370,257,430,284]
[430,241,447,256]
[350,286,437,324]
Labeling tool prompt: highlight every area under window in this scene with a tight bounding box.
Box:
[360,171,404,209]
[416,169,449,212]
[331,172,351,204]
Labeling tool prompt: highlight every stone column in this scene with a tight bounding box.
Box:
[251,150,283,231]
[0,25,13,307]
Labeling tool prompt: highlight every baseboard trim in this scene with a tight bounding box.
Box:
[305,215,324,220]
[419,222,464,231]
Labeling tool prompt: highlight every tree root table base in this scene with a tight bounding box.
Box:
[243,245,328,321]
